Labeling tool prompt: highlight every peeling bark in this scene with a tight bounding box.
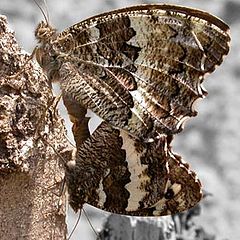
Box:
[0,15,72,239]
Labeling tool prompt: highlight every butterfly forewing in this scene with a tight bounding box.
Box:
[50,5,231,141]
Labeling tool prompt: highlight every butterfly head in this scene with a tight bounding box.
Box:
[35,21,56,43]
[34,22,60,82]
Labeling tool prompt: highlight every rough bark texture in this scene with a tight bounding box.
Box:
[98,214,175,240]
[98,204,215,240]
[0,15,72,239]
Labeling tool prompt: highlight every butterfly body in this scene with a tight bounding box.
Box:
[34,4,230,216]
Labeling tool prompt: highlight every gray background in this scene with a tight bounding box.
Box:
[1,0,239,239]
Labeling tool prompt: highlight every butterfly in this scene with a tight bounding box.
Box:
[34,4,230,216]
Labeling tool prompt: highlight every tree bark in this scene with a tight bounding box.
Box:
[0,15,72,240]
[98,214,175,240]
[98,206,215,240]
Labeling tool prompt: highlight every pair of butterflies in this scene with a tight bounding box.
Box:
[35,4,230,216]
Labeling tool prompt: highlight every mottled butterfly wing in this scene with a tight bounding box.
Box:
[65,117,202,216]
[54,5,230,141]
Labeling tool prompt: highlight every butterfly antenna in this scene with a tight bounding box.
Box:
[43,0,50,23]
[33,0,49,24]
[67,210,82,240]
[82,208,100,238]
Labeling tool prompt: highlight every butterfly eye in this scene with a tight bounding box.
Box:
[164,188,175,199]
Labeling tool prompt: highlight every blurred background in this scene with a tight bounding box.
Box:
[1,0,239,239]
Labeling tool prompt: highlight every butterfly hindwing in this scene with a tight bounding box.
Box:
[65,120,202,216]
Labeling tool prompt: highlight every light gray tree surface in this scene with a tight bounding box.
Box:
[0,0,239,239]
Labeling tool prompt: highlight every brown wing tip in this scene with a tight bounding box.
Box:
[159,4,230,32]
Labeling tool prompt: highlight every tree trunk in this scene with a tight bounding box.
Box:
[0,15,72,240]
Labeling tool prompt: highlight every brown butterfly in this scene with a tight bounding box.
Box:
[34,4,230,215]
